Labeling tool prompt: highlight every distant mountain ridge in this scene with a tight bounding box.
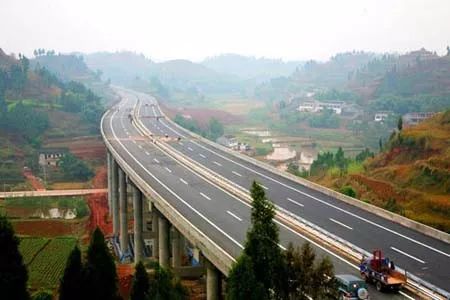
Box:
[201,54,303,81]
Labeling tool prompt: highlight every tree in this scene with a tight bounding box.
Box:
[59,153,94,181]
[207,118,224,141]
[83,227,119,300]
[147,262,187,300]
[397,116,403,131]
[130,262,150,300]
[244,181,285,298]
[0,215,30,300]
[284,242,337,300]
[59,246,83,300]
[226,254,266,300]
[379,138,383,152]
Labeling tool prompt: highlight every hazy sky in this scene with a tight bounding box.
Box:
[1,0,449,62]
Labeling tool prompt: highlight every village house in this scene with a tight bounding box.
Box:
[402,112,436,126]
[38,148,67,167]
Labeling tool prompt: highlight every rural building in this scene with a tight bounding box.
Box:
[402,112,436,126]
[216,135,238,149]
[38,148,67,167]
[374,111,391,122]
[297,100,345,114]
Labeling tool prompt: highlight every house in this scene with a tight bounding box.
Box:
[216,135,238,149]
[402,112,436,126]
[38,148,67,167]
[297,100,345,115]
[374,111,391,122]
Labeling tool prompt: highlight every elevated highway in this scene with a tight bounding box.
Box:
[102,88,450,300]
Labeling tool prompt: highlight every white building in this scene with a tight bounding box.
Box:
[216,135,238,149]
[297,101,344,115]
[374,112,391,122]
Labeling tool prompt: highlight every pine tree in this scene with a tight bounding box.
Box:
[83,227,118,300]
[226,254,266,300]
[147,262,187,300]
[59,246,83,300]
[0,215,30,300]
[244,181,285,298]
[311,256,338,299]
[397,116,403,131]
[130,262,150,300]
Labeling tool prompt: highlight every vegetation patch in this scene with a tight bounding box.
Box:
[27,237,77,289]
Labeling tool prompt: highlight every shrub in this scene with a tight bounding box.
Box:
[340,186,356,198]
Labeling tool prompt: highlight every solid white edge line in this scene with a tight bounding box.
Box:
[390,246,426,264]
[329,218,353,230]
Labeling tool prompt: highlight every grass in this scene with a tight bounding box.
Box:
[19,237,50,265]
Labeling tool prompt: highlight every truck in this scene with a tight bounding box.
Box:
[359,249,406,292]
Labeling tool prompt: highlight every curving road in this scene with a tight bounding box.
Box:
[104,89,448,299]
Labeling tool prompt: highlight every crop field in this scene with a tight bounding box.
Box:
[21,237,77,289]
[19,237,50,265]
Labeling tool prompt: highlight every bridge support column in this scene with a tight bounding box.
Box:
[151,203,159,259]
[111,159,119,237]
[119,168,129,254]
[107,152,112,216]
[171,228,182,268]
[158,215,170,268]
[132,183,144,263]
[206,261,220,300]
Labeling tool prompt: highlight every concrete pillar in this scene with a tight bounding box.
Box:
[151,205,159,259]
[206,261,220,300]
[111,159,119,237]
[132,184,144,263]
[107,152,112,216]
[171,228,182,268]
[158,215,170,268]
[119,168,129,254]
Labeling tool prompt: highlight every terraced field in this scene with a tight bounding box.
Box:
[20,237,77,289]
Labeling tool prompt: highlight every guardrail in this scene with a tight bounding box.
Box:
[134,98,450,300]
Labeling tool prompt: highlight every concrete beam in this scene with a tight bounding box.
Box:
[171,228,182,268]
[173,266,205,279]
[119,168,129,254]
[111,159,119,237]
[107,152,112,216]
[158,215,170,268]
[132,183,144,263]
[151,204,159,259]
[206,261,220,300]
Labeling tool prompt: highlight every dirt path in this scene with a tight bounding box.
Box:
[86,166,112,236]
[23,169,46,191]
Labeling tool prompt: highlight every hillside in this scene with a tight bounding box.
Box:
[84,51,244,97]
[32,53,99,83]
[202,54,302,82]
[0,48,105,191]
[313,111,450,232]
[83,51,158,85]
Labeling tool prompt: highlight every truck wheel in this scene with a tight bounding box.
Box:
[376,281,384,292]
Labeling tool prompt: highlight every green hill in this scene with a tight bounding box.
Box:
[0,48,105,190]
